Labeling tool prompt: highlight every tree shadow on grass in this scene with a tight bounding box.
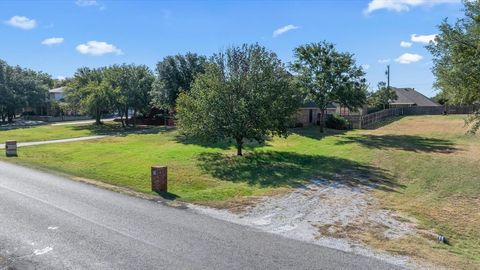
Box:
[174,134,269,151]
[289,126,348,140]
[70,123,171,137]
[336,134,458,153]
[197,151,404,193]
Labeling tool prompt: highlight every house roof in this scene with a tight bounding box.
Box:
[391,87,440,107]
[49,87,65,94]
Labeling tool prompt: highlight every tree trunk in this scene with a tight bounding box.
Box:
[236,137,243,156]
[319,109,325,133]
[119,113,125,128]
[133,109,137,127]
[95,109,102,125]
[124,106,129,126]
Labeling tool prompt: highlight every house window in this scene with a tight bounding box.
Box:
[309,109,313,123]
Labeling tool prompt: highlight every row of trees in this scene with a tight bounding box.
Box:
[65,53,207,126]
[3,42,369,155]
[0,60,53,123]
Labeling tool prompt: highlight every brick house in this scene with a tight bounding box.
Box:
[294,101,367,126]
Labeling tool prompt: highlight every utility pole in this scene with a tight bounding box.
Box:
[385,65,390,90]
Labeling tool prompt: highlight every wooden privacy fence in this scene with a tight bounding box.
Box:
[344,104,480,129]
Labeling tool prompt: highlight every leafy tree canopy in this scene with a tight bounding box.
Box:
[427,0,480,132]
[150,53,206,109]
[67,64,154,125]
[0,59,51,123]
[176,44,299,156]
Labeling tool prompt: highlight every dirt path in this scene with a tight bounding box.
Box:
[190,177,420,268]
[0,136,107,149]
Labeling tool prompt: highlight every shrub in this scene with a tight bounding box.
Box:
[326,113,349,130]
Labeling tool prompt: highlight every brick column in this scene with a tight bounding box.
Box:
[5,141,17,157]
[151,166,167,193]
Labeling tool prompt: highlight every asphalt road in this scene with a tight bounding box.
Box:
[0,161,403,270]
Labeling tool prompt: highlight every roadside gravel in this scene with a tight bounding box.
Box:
[190,177,419,268]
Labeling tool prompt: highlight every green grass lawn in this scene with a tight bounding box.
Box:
[1,127,373,202]
[0,122,152,143]
[1,115,479,268]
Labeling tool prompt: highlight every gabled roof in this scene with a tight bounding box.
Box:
[391,87,440,107]
[49,87,65,94]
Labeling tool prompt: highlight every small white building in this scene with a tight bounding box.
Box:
[49,87,65,101]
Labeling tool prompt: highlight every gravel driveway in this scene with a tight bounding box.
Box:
[191,174,420,268]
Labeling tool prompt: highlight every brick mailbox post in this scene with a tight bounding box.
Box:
[5,141,17,157]
[151,166,167,193]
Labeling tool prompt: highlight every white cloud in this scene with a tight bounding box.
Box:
[411,33,437,44]
[395,53,423,64]
[41,37,64,46]
[76,41,123,56]
[5,16,37,30]
[400,41,412,48]
[75,0,98,6]
[75,0,105,10]
[378,58,391,63]
[362,64,371,70]
[364,0,460,14]
[56,76,66,80]
[272,24,300,37]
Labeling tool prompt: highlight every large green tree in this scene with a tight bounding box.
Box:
[80,81,116,125]
[104,64,154,126]
[150,53,206,109]
[176,44,298,156]
[67,67,114,124]
[427,0,480,132]
[291,41,367,132]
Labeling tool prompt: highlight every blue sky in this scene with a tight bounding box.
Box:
[0,0,464,97]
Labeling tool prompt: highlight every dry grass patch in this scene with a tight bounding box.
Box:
[369,115,480,269]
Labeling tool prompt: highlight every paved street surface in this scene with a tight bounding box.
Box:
[0,161,403,269]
